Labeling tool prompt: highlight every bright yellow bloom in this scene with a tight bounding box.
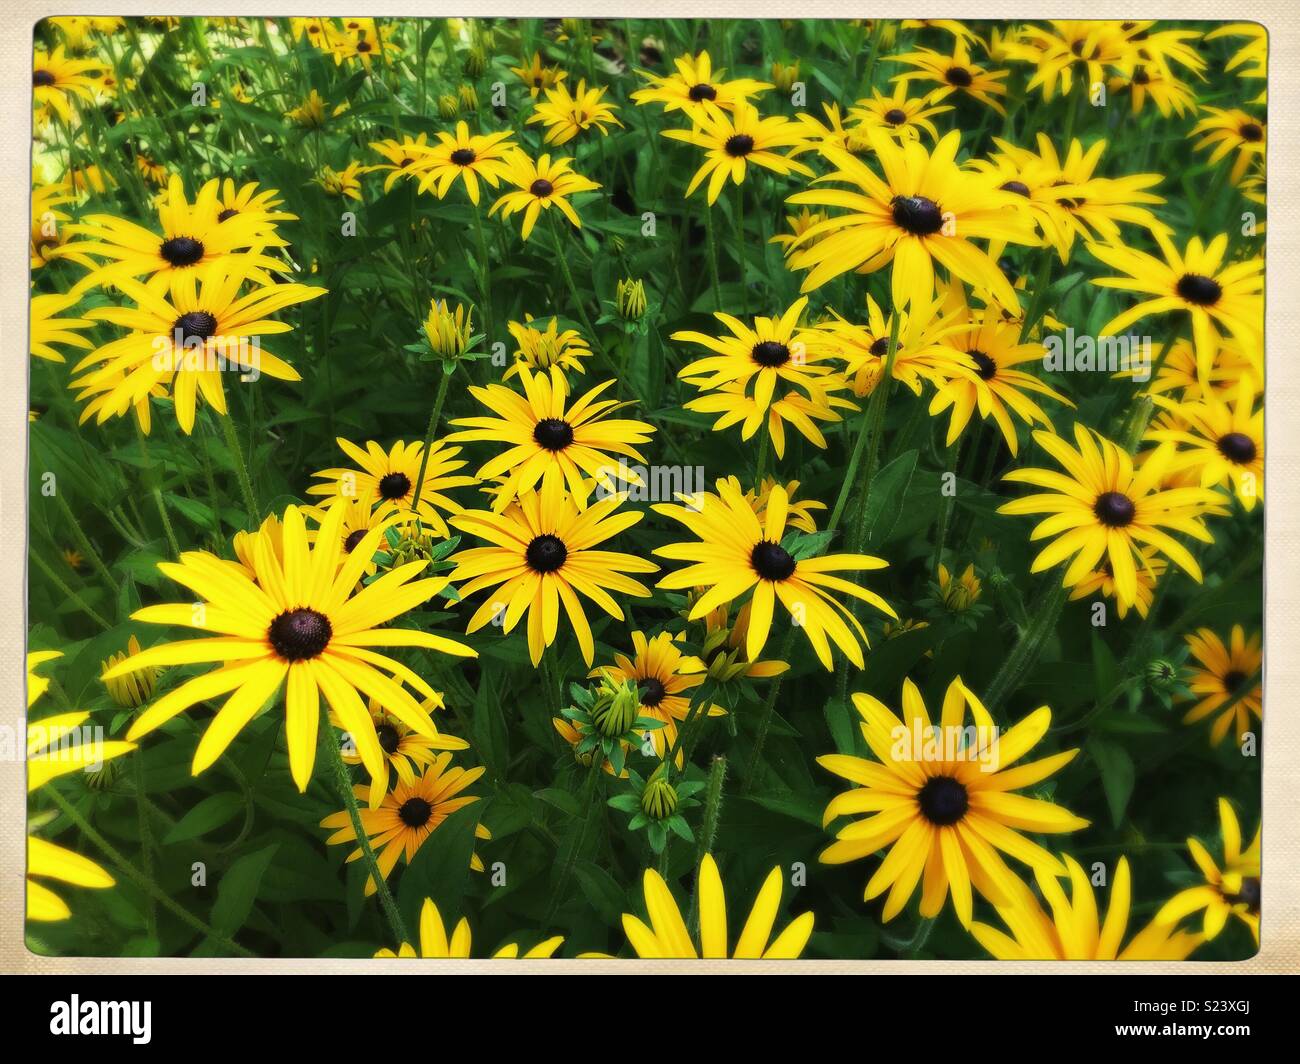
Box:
[376,897,563,958]
[489,152,600,240]
[30,293,93,363]
[504,315,591,382]
[316,162,364,200]
[683,378,855,457]
[889,38,1009,114]
[1002,20,1131,101]
[1180,626,1262,747]
[510,52,567,98]
[32,46,101,122]
[1067,547,1166,619]
[1156,799,1260,944]
[848,83,952,143]
[631,50,772,117]
[663,100,811,204]
[527,78,622,145]
[423,299,475,360]
[1192,107,1266,186]
[412,122,517,205]
[819,677,1087,927]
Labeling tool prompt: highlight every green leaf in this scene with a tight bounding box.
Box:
[396,803,481,934]
[1087,739,1135,829]
[163,793,245,844]
[210,843,280,936]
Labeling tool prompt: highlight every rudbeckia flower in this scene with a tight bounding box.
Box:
[71,258,325,434]
[662,100,812,204]
[589,631,713,765]
[213,179,297,230]
[971,855,1203,960]
[30,293,93,363]
[1002,20,1130,101]
[510,52,567,98]
[1192,107,1266,186]
[888,38,1009,114]
[999,425,1224,611]
[103,502,475,792]
[322,755,490,894]
[447,366,655,510]
[504,315,592,382]
[307,437,477,536]
[489,152,600,240]
[375,897,563,958]
[631,50,772,116]
[30,178,76,270]
[603,853,814,958]
[367,133,435,192]
[526,78,622,145]
[1088,232,1263,384]
[448,483,657,665]
[412,122,517,204]
[654,478,894,669]
[848,83,952,143]
[58,175,289,295]
[1067,547,1166,619]
[1109,64,1198,118]
[682,378,855,456]
[1148,374,1262,511]
[786,130,1034,308]
[1156,798,1260,944]
[335,696,469,807]
[32,46,101,122]
[316,162,365,200]
[1180,626,1262,746]
[819,677,1087,927]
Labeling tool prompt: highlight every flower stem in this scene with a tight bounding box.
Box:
[735,181,748,314]
[702,195,722,312]
[472,207,495,348]
[742,624,798,793]
[410,366,453,512]
[31,551,111,630]
[319,708,410,946]
[543,751,602,928]
[550,211,598,339]
[217,414,259,525]
[134,420,181,557]
[53,490,119,596]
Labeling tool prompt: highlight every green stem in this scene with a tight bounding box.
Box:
[735,181,748,314]
[741,624,798,792]
[31,551,111,630]
[410,367,454,511]
[53,490,119,596]
[472,207,495,347]
[133,756,159,939]
[319,709,409,946]
[702,195,722,312]
[550,212,598,339]
[134,421,181,557]
[931,436,963,576]
[45,788,254,957]
[218,414,259,525]
[544,751,602,928]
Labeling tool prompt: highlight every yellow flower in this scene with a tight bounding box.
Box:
[412,122,517,205]
[1180,626,1262,746]
[1156,799,1260,944]
[1002,20,1131,101]
[448,482,657,665]
[103,502,475,792]
[322,756,490,894]
[683,378,855,457]
[1067,547,1166,619]
[316,162,364,200]
[663,100,811,204]
[604,853,813,958]
[32,46,101,122]
[31,178,76,270]
[1192,107,1265,186]
[631,50,772,117]
[526,78,622,145]
[889,38,1009,114]
[423,299,476,360]
[489,152,600,240]
[504,314,592,381]
[848,83,952,143]
[510,52,567,99]
[971,855,1203,959]
[819,677,1087,927]
[376,897,563,958]
[937,563,981,611]
[655,478,894,669]
[30,293,93,363]
[999,425,1224,612]
[286,89,348,128]
[335,697,468,808]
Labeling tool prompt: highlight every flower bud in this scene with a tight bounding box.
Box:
[423,299,474,361]
[101,635,159,708]
[640,773,679,820]
[437,93,459,119]
[593,679,639,737]
[616,278,647,322]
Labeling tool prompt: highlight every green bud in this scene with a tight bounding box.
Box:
[463,45,487,78]
[458,83,478,112]
[616,278,647,321]
[640,773,678,820]
[437,93,459,120]
[593,679,640,737]
[1146,659,1178,690]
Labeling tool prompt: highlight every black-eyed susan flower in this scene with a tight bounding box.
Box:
[672,296,840,416]
[376,897,563,958]
[1156,798,1260,944]
[526,78,622,145]
[1110,63,1197,118]
[32,46,101,122]
[504,314,591,382]
[214,179,298,229]
[1148,374,1262,511]
[1180,626,1262,746]
[937,563,982,612]
[59,175,289,295]
[662,100,812,204]
[589,631,713,765]
[30,178,76,271]
[510,51,567,98]
[447,366,654,509]
[786,131,1034,308]
[285,89,348,128]
[654,479,894,669]
[321,755,490,894]
[30,293,93,363]
[103,502,475,793]
[1067,547,1166,620]
[336,696,468,807]
[928,298,1072,456]
[367,134,435,192]
[329,20,401,68]
[412,122,517,204]
[1003,20,1130,101]
[604,853,813,958]
[448,483,657,665]
[422,298,476,362]
[71,258,325,434]
[489,152,600,240]
[694,598,791,685]
[849,83,952,143]
[1192,108,1266,186]
[889,38,1009,114]
[971,855,1203,960]
[1088,232,1263,384]
[683,378,855,457]
[999,425,1224,612]
[631,50,772,117]
[819,677,1087,927]
[307,437,477,537]
[316,162,364,200]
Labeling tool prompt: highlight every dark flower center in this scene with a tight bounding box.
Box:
[398,796,433,827]
[884,108,908,125]
[217,207,238,222]
[890,194,945,236]
[1227,876,1261,914]
[356,40,372,53]
[1176,273,1222,306]
[268,608,332,661]
[752,340,791,367]
[945,66,973,88]
[751,540,796,581]
[343,528,368,553]
[159,236,206,266]
[1070,41,1085,57]
[639,677,667,707]
[1222,668,1248,693]
[450,147,477,165]
[1217,432,1257,464]
[688,83,718,102]
[174,310,219,344]
[529,178,554,198]
[378,471,411,501]
[525,533,568,573]
[375,723,401,755]
[869,337,891,356]
[1132,67,1151,85]
[1240,122,1264,143]
[1094,491,1136,527]
[724,133,755,157]
[533,417,575,451]
[1000,180,1031,198]
[918,775,969,825]
[969,349,997,380]
[34,69,56,87]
